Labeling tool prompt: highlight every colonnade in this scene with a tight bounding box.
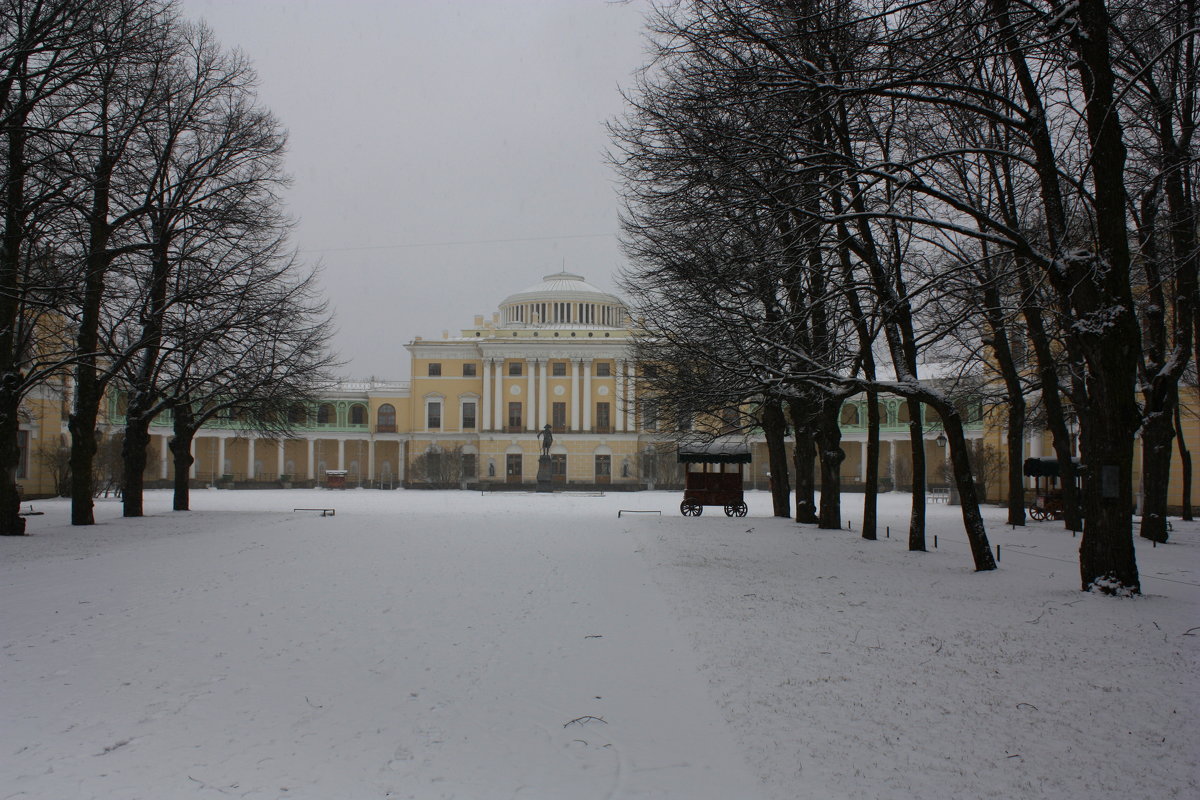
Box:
[159,433,403,484]
[480,357,635,433]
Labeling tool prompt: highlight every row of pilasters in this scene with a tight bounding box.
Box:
[480,358,634,432]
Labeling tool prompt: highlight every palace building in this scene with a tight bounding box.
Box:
[14,270,1199,512]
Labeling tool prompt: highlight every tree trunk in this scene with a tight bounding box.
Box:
[70,151,115,526]
[1068,0,1142,594]
[980,274,1027,526]
[171,406,195,511]
[121,411,152,518]
[67,392,99,526]
[1139,391,1174,542]
[815,396,843,530]
[1077,398,1141,593]
[0,104,29,536]
[762,398,791,517]
[788,398,818,524]
[1018,274,1082,532]
[862,388,879,540]
[941,411,997,571]
[906,398,927,551]
[1175,393,1192,521]
[0,382,26,535]
[1005,406,1026,527]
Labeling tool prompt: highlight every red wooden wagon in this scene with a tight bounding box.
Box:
[678,442,751,517]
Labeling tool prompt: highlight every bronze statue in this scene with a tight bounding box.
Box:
[538,424,553,456]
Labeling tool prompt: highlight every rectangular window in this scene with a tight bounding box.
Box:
[463,363,477,377]
[506,453,522,482]
[595,454,611,478]
[462,401,476,430]
[427,401,441,429]
[551,453,566,482]
[595,402,610,432]
[462,453,477,478]
[595,362,611,377]
[552,402,567,431]
[642,400,657,431]
[643,365,658,378]
[508,402,522,430]
[428,363,442,376]
[508,361,523,377]
[552,361,567,377]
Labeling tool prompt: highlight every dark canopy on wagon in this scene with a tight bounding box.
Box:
[1023,457,1080,478]
[677,441,752,464]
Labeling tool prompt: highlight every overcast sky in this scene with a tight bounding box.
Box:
[178,0,652,380]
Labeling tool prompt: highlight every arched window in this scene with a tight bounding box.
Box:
[317,403,335,424]
[377,403,396,431]
[288,405,308,424]
[349,404,367,426]
[840,404,860,426]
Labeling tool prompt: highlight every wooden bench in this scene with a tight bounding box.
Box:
[928,488,950,503]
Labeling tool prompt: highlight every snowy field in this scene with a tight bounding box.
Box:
[2,488,1196,800]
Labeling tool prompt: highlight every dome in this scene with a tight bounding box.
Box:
[501,272,622,306]
[498,272,627,328]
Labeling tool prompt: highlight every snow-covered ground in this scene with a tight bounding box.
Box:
[2,489,1196,799]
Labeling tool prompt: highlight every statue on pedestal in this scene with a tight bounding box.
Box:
[537,424,553,456]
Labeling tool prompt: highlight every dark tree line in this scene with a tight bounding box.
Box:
[613,0,1198,593]
[0,0,334,534]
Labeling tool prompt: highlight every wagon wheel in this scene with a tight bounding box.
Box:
[1029,506,1046,521]
[681,500,702,517]
[735,502,748,517]
[725,503,748,517]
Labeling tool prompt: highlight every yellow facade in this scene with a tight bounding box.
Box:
[13,272,1200,509]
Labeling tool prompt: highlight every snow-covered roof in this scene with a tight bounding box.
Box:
[677,440,753,464]
[500,272,624,308]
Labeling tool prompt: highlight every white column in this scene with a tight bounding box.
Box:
[188,438,196,479]
[538,360,548,429]
[277,440,285,478]
[583,359,593,432]
[482,358,492,431]
[247,436,256,480]
[159,436,169,479]
[526,359,536,431]
[368,439,375,482]
[217,436,227,478]
[306,438,315,479]
[616,361,627,433]
[337,438,345,470]
[571,360,581,431]
[859,441,867,481]
[494,360,504,431]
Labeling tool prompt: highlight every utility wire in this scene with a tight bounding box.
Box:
[301,232,616,255]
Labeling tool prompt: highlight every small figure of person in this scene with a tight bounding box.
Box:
[538,424,554,456]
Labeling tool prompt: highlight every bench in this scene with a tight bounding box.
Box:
[928,488,950,503]
[293,508,336,517]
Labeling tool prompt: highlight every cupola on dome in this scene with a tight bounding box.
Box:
[499,272,627,328]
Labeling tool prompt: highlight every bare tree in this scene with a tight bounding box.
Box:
[0,0,118,534]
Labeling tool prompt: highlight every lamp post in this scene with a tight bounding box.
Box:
[935,432,960,505]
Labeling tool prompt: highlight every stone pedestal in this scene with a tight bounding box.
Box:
[536,454,554,493]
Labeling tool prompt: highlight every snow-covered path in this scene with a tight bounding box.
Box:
[2,491,764,799]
